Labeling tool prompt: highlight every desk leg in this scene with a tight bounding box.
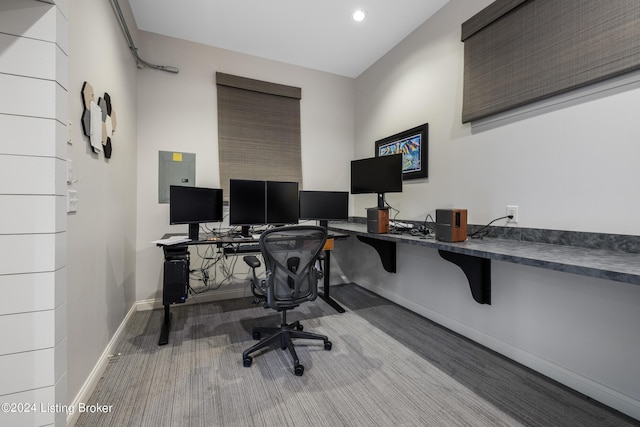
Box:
[317,250,345,313]
[158,304,172,345]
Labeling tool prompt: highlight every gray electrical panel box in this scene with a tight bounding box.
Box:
[158,151,196,203]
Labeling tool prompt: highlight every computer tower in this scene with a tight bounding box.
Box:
[163,258,189,305]
[367,207,390,234]
[435,209,467,242]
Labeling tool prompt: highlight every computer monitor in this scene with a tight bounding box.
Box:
[266,181,299,225]
[351,154,403,207]
[169,185,223,241]
[299,191,349,228]
[229,179,267,236]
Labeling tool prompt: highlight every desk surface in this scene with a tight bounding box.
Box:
[159,230,349,246]
[329,222,640,286]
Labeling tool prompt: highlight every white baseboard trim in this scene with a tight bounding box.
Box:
[67,287,249,425]
[66,303,138,427]
[356,280,640,421]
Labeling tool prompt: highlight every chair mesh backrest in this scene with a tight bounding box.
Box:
[259,225,327,309]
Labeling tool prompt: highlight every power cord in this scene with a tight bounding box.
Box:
[468,215,514,239]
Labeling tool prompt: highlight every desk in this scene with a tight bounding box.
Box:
[156,230,348,345]
[330,222,640,305]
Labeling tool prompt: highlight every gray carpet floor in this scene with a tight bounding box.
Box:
[76,283,639,426]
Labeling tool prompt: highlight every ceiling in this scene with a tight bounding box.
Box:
[128,0,449,78]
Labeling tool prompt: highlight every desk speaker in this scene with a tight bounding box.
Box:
[367,207,389,234]
[435,209,467,242]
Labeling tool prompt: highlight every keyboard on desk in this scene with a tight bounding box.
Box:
[223,243,261,255]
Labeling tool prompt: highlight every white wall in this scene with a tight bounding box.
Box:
[347,0,640,419]
[355,1,640,236]
[134,33,355,302]
[66,0,139,415]
[0,1,68,426]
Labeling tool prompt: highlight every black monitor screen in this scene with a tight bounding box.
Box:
[299,191,349,221]
[266,181,299,225]
[169,185,223,224]
[350,154,403,194]
[229,179,266,226]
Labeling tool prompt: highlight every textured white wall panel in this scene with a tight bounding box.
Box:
[0,74,58,119]
[0,348,54,396]
[0,195,58,234]
[0,33,57,80]
[0,115,62,158]
[0,234,63,275]
[0,386,56,427]
[0,1,57,42]
[0,157,65,195]
[0,272,56,315]
[0,311,55,356]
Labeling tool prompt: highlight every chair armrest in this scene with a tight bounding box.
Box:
[243,255,261,269]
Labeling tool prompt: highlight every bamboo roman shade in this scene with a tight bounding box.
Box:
[216,72,302,197]
[461,0,640,123]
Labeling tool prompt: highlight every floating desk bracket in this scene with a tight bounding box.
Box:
[357,236,397,273]
[438,250,491,305]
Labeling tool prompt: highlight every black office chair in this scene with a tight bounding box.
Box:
[242,225,332,376]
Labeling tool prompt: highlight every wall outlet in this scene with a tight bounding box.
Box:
[506,205,519,223]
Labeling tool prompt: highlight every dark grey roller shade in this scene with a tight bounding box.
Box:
[216,72,302,198]
[461,0,640,123]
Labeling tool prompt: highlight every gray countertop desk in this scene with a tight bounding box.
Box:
[329,222,640,304]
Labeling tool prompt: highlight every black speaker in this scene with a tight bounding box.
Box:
[435,209,468,242]
[163,259,189,305]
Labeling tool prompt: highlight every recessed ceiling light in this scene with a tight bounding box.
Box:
[352,10,367,22]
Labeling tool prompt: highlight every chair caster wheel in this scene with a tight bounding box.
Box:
[294,364,305,376]
[243,356,253,367]
[324,341,332,351]
[252,331,261,340]
[295,324,303,331]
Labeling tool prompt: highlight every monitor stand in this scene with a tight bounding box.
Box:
[240,225,251,237]
[188,223,200,241]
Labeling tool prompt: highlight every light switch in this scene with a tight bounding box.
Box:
[67,190,78,213]
[67,159,73,184]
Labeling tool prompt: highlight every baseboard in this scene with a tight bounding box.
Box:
[66,303,138,427]
[67,286,249,425]
[355,280,640,421]
[135,286,250,311]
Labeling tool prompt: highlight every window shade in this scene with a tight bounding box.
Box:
[461,0,640,123]
[216,72,302,198]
